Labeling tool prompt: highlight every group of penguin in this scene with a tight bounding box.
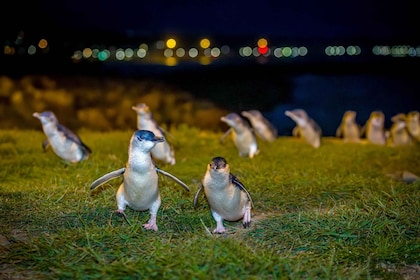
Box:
[33,105,253,234]
[218,108,420,152]
[282,109,420,149]
[32,105,420,233]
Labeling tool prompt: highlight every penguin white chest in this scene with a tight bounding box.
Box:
[45,129,83,162]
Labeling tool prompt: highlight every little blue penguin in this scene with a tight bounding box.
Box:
[387,113,413,146]
[361,111,386,145]
[33,111,91,163]
[194,156,254,234]
[335,110,361,143]
[90,130,190,232]
[132,103,176,165]
[285,109,322,148]
[406,110,420,142]
[220,113,259,158]
[241,110,278,142]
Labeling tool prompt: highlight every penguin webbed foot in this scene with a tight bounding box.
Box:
[213,227,227,234]
[115,209,131,225]
[143,214,158,231]
[242,221,251,228]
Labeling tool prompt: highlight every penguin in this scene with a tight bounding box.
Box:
[32,111,91,163]
[335,110,361,143]
[90,130,190,231]
[220,113,259,158]
[241,110,278,142]
[361,111,386,145]
[284,109,322,148]
[406,111,420,142]
[132,103,176,165]
[193,156,254,234]
[387,113,413,146]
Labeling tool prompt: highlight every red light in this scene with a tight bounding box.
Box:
[258,46,268,55]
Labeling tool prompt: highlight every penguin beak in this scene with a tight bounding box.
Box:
[153,136,165,143]
[209,162,217,170]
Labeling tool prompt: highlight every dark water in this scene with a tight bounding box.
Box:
[137,62,420,136]
[266,73,420,136]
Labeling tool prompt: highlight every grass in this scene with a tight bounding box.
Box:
[0,126,419,279]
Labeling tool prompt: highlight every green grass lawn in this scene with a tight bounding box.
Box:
[1,127,419,279]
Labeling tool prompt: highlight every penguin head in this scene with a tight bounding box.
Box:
[33,111,58,126]
[209,156,227,170]
[135,130,164,142]
[285,109,308,126]
[241,110,262,120]
[369,111,384,127]
[132,103,151,116]
[131,130,165,152]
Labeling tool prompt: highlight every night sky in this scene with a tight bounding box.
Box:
[4,0,419,41]
[2,0,419,136]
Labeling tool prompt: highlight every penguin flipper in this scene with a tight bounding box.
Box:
[220,128,233,143]
[193,184,204,209]
[156,168,190,192]
[336,125,343,138]
[42,140,50,151]
[230,173,254,209]
[90,167,126,190]
[158,126,177,143]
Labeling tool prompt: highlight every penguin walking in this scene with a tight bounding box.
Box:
[406,111,420,142]
[241,110,278,142]
[220,113,259,158]
[387,113,413,146]
[90,130,190,231]
[285,109,322,148]
[132,103,176,165]
[194,156,254,234]
[33,111,91,163]
[335,110,361,143]
[361,111,386,145]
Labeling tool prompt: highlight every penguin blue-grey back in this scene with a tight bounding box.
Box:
[285,109,322,148]
[90,130,189,232]
[132,103,176,165]
[194,156,253,234]
[241,110,278,142]
[220,113,259,158]
[33,111,91,163]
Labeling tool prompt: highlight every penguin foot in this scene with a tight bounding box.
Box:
[213,222,226,234]
[143,214,158,231]
[243,208,251,228]
[115,209,131,225]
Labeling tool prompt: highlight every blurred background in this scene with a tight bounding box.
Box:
[1,0,419,135]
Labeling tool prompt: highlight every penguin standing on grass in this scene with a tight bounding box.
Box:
[387,113,413,146]
[335,110,361,143]
[361,111,386,145]
[241,110,278,142]
[406,111,420,142]
[132,103,176,165]
[194,156,254,234]
[90,130,189,231]
[33,111,91,163]
[285,109,322,148]
[220,113,259,158]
